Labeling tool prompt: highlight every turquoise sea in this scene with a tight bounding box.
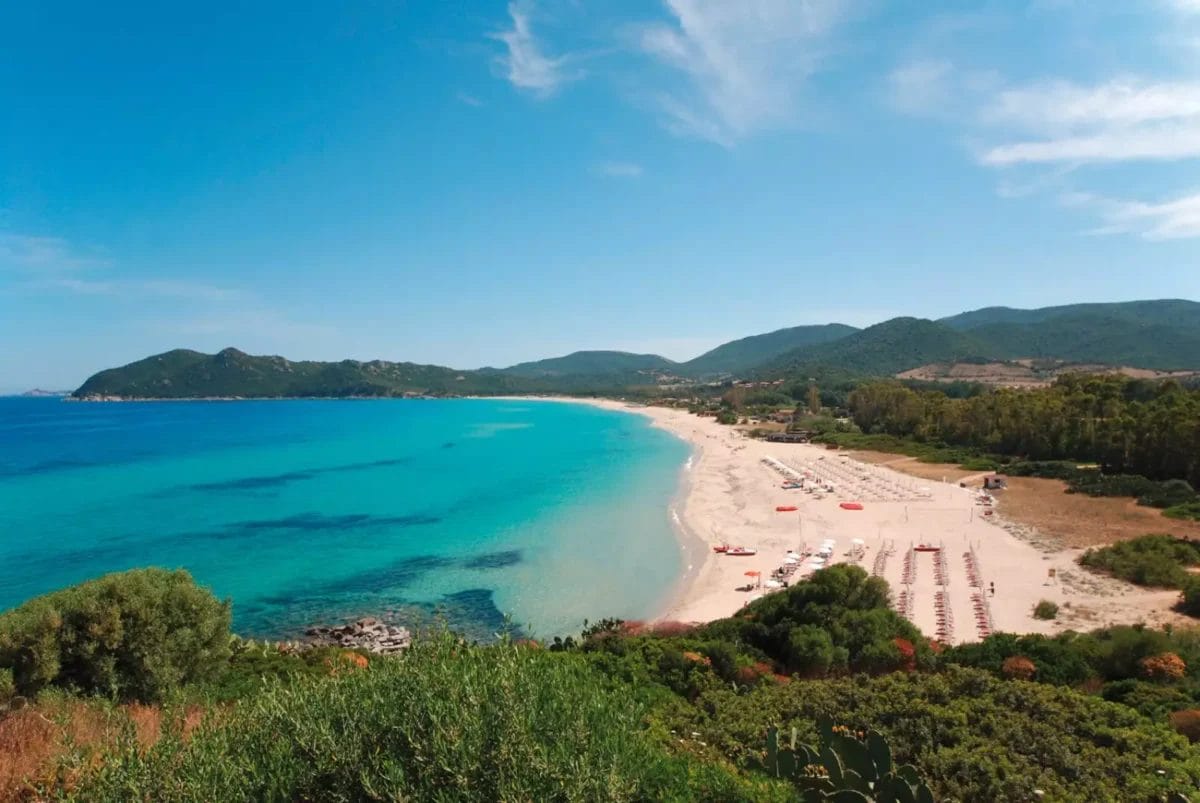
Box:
[0,397,688,640]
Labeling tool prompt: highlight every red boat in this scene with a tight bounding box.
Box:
[839,502,864,511]
[712,544,729,553]
[725,547,758,556]
[915,545,941,552]
[776,505,799,512]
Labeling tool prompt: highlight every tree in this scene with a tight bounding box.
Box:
[0,568,232,702]
[807,384,821,415]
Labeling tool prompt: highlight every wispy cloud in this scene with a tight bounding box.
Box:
[1063,189,1200,240]
[46,277,240,301]
[886,59,1001,118]
[887,60,955,115]
[0,232,107,272]
[979,79,1200,165]
[635,0,854,146]
[491,1,574,98]
[592,161,643,178]
[456,91,484,107]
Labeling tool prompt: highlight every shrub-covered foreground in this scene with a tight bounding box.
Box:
[5,565,1200,801]
[61,633,781,803]
[665,667,1200,802]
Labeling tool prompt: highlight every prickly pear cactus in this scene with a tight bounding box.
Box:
[764,721,936,803]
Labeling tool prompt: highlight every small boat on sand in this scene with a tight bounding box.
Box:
[725,546,758,556]
[713,544,729,553]
[776,505,799,512]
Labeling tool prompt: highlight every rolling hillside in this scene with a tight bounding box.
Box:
[757,318,995,378]
[73,348,533,399]
[501,350,679,379]
[680,323,858,377]
[71,299,1200,398]
[941,299,1200,333]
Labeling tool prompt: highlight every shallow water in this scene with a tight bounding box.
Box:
[0,397,687,640]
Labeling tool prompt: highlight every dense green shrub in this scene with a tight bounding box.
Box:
[676,667,1200,802]
[1181,579,1200,618]
[1033,600,1059,620]
[1166,502,1200,522]
[0,666,13,704]
[1080,535,1200,589]
[0,568,231,702]
[63,632,785,802]
[698,565,934,676]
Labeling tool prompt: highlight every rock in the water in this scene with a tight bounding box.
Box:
[305,616,412,654]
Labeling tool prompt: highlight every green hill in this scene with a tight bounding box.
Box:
[502,350,679,379]
[71,299,1200,398]
[973,315,1200,370]
[72,348,534,399]
[941,299,1200,332]
[680,323,858,377]
[759,318,995,378]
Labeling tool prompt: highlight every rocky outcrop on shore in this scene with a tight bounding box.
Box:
[305,617,412,654]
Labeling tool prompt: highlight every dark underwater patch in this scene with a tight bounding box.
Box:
[461,550,522,570]
[230,512,441,533]
[183,457,411,494]
[191,470,315,491]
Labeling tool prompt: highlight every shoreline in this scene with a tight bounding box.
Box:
[53,393,1191,640]
[512,395,1191,641]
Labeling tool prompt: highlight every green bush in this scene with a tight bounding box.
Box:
[0,568,231,702]
[676,667,1200,802]
[1166,502,1200,522]
[1033,600,1059,620]
[960,457,1000,472]
[1080,535,1200,589]
[1181,579,1200,618]
[0,666,13,704]
[698,565,933,676]
[63,632,783,802]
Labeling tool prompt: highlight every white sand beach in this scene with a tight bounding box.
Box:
[563,398,1186,644]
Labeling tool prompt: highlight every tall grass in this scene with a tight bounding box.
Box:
[59,632,779,802]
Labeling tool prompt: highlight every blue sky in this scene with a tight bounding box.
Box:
[2,1,1199,390]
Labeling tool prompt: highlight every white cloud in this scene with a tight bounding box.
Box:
[968,79,1200,165]
[1064,189,1200,240]
[0,232,107,271]
[887,60,955,115]
[983,122,1200,165]
[46,277,240,301]
[636,0,853,145]
[491,1,573,98]
[592,161,643,178]
[983,79,1200,132]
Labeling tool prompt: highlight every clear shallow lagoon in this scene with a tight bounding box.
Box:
[0,397,687,640]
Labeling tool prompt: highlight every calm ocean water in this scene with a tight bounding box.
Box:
[0,397,688,640]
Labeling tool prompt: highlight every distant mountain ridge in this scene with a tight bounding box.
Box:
[72,299,1200,398]
[680,323,859,376]
[502,351,679,379]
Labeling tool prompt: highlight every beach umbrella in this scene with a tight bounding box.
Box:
[852,538,865,545]
[744,571,761,577]
[784,556,800,564]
